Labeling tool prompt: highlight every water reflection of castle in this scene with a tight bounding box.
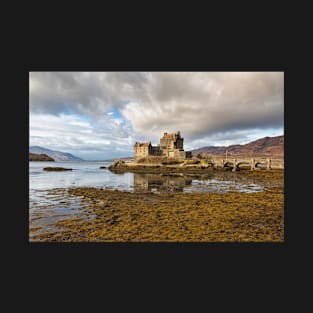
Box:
[134,173,192,192]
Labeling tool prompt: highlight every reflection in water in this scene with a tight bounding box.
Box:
[133,172,263,193]
[134,173,192,192]
[29,161,266,240]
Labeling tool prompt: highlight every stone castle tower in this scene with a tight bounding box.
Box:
[134,131,191,161]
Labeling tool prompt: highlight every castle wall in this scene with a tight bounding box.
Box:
[134,144,150,160]
[150,146,162,156]
[160,138,174,149]
[134,132,192,161]
[175,138,184,149]
[168,149,186,158]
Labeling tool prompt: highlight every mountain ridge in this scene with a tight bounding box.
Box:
[29,146,83,161]
[191,135,284,158]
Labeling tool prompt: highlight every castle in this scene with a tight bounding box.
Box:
[134,131,192,161]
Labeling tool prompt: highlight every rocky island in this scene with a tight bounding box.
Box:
[43,167,72,171]
[108,132,284,174]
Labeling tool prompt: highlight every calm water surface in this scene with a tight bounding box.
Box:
[29,161,264,238]
[29,161,263,192]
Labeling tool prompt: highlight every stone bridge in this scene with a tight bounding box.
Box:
[207,157,284,171]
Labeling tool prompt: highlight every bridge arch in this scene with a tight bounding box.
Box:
[255,162,266,168]
[213,157,276,170]
[223,161,234,168]
[236,161,250,169]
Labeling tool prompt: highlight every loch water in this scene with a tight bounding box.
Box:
[29,160,264,236]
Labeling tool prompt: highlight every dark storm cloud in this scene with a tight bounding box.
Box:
[29,72,149,117]
[121,72,284,141]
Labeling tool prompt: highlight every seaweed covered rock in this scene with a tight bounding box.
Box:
[111,160,125,167]
[43,167,72,171]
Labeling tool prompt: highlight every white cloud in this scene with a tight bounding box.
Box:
[30,113,135,159]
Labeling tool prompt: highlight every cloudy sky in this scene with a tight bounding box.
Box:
[29,72,284,160]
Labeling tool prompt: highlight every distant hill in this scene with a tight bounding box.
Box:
[29,153,55,161]
[29,146,83,161]
[192,135,284,158]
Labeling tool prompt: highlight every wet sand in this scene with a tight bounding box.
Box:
[30,169,284,242]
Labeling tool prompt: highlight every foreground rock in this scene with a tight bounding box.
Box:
[29,153,55,161]
[43,167,72,171]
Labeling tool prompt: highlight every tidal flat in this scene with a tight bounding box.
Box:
[30,169,284,242]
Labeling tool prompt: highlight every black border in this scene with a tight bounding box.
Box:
[8,33,300,296]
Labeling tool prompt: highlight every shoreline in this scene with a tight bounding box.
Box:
[108,165,284,175]
[30,169,284,242]
[108,157,284,174]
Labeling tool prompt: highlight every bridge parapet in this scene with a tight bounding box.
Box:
[212,157,283,171]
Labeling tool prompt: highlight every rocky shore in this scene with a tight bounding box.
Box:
[108,159,218,174]
[30,169,284,242]
[107,158,283,174]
